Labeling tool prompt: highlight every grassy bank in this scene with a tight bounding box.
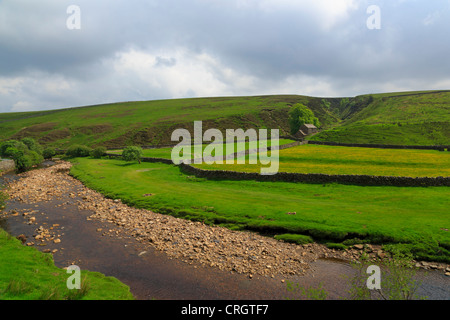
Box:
[194,144,450,177]
[0,228,134,300]
[69,157,450,263]
[0,187,133,300]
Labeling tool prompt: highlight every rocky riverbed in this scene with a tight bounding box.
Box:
[1,161,449,298]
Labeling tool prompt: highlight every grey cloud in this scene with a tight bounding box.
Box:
[155,57,177,68]
[0,0,450,112]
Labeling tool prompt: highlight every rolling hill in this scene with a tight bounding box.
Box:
[0,90,449,148]
[310,90,450,145]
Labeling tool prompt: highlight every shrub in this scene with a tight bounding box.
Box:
[43,148,56,160]
[6,148,32,173]
[345,251,425,300]
[122,146,143,164]
[91,146,107,159]
[28,150,43,166]
[66,145,92,158]
[0,140,27,157]
[21,138,42,154]
[1,139,44,172]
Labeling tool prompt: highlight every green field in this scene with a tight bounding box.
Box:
[109,138,295,160]
[0,229,134,300]
[69,157,450,263]
[194,144,450,177]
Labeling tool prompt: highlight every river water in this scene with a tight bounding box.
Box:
[1,168,449,300]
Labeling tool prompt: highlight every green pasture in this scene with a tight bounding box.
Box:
[194,144,450,177]
[109,138,295,160]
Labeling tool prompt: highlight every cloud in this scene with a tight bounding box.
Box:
[0,0,449,113]
[423,11,440,26]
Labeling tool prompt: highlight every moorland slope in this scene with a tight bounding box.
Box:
[1,90,449,148]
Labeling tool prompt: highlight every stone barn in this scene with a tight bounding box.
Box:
[294,124,318,138]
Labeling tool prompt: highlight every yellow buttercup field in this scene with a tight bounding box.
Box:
[195,144,450,178]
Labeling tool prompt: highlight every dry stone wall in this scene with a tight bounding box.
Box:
[0,159,15,174]
[308,140,449,151]
[178,163,450,187]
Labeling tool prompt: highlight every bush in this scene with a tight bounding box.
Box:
[21,138,42,154]
[0,140,27,158]
[1,140,44,173]
[43,148,56,160]
[65,145,92,158]
[91,147,107,159]
[28,151,43,166]
[6,148,32,173]
[122,146,143,164]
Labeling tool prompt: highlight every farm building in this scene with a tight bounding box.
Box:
[294,124,318,138]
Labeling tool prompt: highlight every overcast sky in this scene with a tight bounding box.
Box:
[1,0,449,113]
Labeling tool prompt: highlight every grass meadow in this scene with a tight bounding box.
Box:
[109,138,295,160]
[194,144,450,177]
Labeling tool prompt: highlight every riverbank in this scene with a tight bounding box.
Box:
[1,161,449,299]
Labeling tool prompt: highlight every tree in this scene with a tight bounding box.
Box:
[5,147,33,172]
[122,146,143,164]
[288,103,320,135]
[91,146,107,159]
[43,148,56,160]
[0,139,44,172]
[0,140,27,157]
[21,137,43,154]
[65,145,92,158]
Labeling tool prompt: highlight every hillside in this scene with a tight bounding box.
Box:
[310,90,450,145]
[0,95,338,149]
[0,90,449,148]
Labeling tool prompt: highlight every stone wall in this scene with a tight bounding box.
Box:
[179,163,450,187]
[107,153,174,165]
[0,159,15,174]
[308,140,449,151]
